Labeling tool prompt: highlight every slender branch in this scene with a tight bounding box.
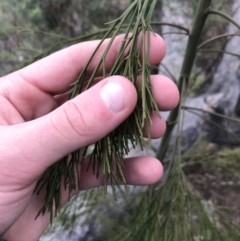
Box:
[182,106,240,123]
[198,48,240,58]
[208,9,240,29]
[159,62,178,84]
[161,31,188,36]
[186,109,240,143]
[156,0,213,161]
[15,30,110,71]
[151,21,190,34]
[14,21,189,72]
[17,28,68,40]
[18,47,42,54]
[197,31,240,49]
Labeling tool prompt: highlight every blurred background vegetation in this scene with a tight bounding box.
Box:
[0,0,164,75]
[1,0,240,240]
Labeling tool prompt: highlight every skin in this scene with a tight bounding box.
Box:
[0,33,179,241]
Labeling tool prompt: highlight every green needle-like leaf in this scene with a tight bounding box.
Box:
[35,0,159,220]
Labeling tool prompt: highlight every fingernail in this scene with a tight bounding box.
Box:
[100,81,126,112]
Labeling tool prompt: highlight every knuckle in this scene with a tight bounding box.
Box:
[61,100,92,138]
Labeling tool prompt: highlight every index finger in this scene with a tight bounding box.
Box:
[5,33,166,95]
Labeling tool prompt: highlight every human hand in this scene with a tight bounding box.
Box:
[0,33,179,240]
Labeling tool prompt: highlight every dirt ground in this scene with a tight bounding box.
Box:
[187,163,240,223]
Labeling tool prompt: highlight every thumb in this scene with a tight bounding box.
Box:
[6,76,137,174]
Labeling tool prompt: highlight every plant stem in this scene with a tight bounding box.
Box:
[197,31,240,49]
[150,21,190,34]
[186,109,240,143]
[156,0,213,161]
[208,9,240,29]
[159,62,178,84]
[182,106,240,123]
[198,48,240,58]
[35,0,161,219]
